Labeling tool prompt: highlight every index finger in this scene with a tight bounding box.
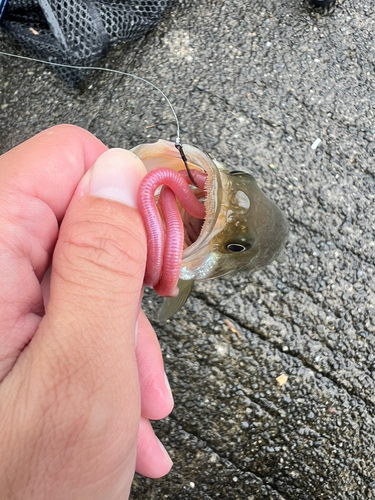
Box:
[0,125,107,379]
[1,124,107,221]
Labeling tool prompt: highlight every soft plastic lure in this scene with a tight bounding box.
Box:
[138,168,206,297]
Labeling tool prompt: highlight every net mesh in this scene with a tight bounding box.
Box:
[1,0,175,83]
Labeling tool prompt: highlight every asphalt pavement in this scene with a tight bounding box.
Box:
[1,0,375,498]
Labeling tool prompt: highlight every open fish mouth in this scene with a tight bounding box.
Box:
[180,186,205,248]
[132,140,223,279]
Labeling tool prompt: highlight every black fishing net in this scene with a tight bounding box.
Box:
[1,0,175,82]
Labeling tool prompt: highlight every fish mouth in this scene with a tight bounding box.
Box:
[180,190,206,248]
[178,144,222,257]
[131,140,223,277]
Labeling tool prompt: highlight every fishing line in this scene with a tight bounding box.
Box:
[0,49,180,139]
[0,49,199,183]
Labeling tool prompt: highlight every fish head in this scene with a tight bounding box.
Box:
[131,139,289,282]
[197,167,289,279]
[176,150,289,281]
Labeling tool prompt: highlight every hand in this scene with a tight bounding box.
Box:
[0,125,174,499]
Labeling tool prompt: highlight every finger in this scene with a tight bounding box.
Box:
[136,417,173,478]
[0,124,107,380]
[137,310,174,420]
[41,147,147,372]
[2,149,148,496]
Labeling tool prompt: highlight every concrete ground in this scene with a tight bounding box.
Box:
[1,0,375,498]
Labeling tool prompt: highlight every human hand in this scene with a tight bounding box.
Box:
[0,125,174,499]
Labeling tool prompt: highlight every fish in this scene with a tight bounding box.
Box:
[132,139,289,320]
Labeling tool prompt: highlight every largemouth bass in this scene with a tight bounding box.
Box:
[132,140,289,320]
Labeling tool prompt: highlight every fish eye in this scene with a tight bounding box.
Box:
[226,242,249,253]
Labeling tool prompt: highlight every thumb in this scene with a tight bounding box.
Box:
[49,148,147,345]
[33,148,147,490]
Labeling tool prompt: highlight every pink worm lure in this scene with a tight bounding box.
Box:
[137,168,207,297]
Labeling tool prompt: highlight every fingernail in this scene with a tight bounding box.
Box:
[89,149,146,209]
[164,372,174,407]
[156,436,173,467]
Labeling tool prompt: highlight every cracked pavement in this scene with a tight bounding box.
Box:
[1,0,375,498]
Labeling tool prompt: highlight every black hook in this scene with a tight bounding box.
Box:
[175,141,198,187]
